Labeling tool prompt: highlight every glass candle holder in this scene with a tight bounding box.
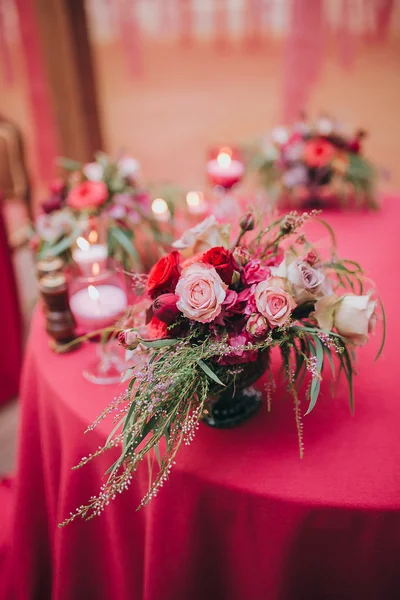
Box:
[69,270,128,384]
[72,214,109,277]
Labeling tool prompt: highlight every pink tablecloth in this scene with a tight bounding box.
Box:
[2,197,400,600]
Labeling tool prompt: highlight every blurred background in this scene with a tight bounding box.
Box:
[0,0,399,471]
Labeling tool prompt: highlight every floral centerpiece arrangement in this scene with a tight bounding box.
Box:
[247,115,379,209]
[32,152,167,270]
[60,211,384,526]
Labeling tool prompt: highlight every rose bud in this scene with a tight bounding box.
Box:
[304,250,319,266]
[240,212,255,232]
[41,194,63,214]
[153,293,180,325]
[118,329,140,350]
[246,313,269,338]
[233,246,251,267]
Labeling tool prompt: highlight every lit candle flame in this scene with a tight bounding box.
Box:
[76,237,90,251]
[92,262,100,276]
[186,191,204,208]
[217,150,232,169]
[88,285,100,301]
[151,198,169,216]
[88,230,98,244]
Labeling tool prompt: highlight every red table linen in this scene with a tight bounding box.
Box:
[3,197,400,600]
[0,208,21,405]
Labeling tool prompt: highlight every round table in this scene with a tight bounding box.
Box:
[4,198,400,600]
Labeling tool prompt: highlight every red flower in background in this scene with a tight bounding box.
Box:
[202,246,235,285]
[303,139,335,168]
[147,251,181,299]
[67,181,108,210]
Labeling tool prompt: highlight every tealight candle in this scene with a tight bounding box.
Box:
[186,191,208,215]
[72,237,108,276]
[151,198,170,222]
[206,149,244,189]
[70,284,128,333]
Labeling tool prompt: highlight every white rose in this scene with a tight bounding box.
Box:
[36,210,75,243]
[82,162,104,182]
[176,262,227,323]
[172,216,230,257]
[118,157,140,178]
[314,293,376,346]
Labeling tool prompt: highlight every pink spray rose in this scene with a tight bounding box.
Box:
[176,262,227,323]
[246,313,269,338]
[246,313,269,337]
[242,259,271,285]
[67,181,108,210]
[217,333,258,365]
[255,278,296,328]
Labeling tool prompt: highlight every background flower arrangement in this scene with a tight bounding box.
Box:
[246,115,379,210]
[32,152,168,271]
[60,209,385,526]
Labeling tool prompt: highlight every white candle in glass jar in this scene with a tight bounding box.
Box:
[206,150,244,189]
[70,284,127,333]
[72,237,108,276]
[186,191,208,215]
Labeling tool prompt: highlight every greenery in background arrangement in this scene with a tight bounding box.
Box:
[31,152,170,271]
[60,209,385,526]
[244,115,380,210]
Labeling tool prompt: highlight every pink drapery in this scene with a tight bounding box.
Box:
[7,0,58,182]
[0,0,13,85]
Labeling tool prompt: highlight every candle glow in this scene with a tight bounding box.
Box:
[76,237,90,252]
[88,230,98,244]
[217,151,232,169]
[151,198,170,222]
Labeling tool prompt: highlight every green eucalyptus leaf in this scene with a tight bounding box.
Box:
[198,359,226,386]
[140,338,179,349]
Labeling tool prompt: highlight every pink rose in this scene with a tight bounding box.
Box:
[67,181,108,210]
[242,259,271,285]
[217,333,258,365]
[176,263,227,323]
[255,278,296,328]
[246,313,269,338]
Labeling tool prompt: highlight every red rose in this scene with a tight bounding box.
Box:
[202,246,235,285]
[146,316,168,339]
[153,293,180,324]
[147,251,181,299]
